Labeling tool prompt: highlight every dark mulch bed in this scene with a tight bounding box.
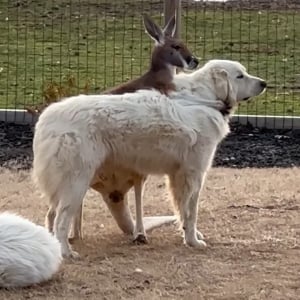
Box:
[215,122,300,168]
[1,121,300,170]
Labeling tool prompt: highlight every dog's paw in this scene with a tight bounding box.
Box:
[184,237,207,249]
[62,248,81,260]
[196,230,204,240]
[68,233,83,244]
[181,229,204,240]
[68,229,83,241]
[68,236,79,244]
[133,234,148,245]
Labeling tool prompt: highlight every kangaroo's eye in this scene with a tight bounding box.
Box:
[172,45,181,50]
[237,74,244,79]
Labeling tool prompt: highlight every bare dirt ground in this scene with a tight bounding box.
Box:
[0,167,299,299]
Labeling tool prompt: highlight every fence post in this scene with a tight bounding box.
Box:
[164,0,181,39]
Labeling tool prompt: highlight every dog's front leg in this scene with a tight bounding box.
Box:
[182,171,207,248]
[168,170,206,249]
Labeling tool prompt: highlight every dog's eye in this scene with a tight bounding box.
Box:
[237,74,244,79]
[172,45,181,50]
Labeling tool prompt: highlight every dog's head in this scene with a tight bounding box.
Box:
[210,68,236,108]
[207,60,267,103]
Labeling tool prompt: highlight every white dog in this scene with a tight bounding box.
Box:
[69,59,267,244]
[32,60,266,258]
[0,212,62,288]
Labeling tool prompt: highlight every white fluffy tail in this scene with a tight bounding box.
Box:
[32,124,102,204]
[32,131,75,201]
[0,212,62,288]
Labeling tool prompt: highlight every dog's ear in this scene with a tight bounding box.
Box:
[211,68,236,105]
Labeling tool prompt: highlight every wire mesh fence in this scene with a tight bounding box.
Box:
[0,0,299,125]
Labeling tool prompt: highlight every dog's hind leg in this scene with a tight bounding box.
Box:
[69,203,83,241]
[54,176,90,259]
[45,205,56,233]
[133,176,147,244]
[168,169,206,249]
[45,192,60,233]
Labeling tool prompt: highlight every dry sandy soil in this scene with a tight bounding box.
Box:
[0,167,299,299]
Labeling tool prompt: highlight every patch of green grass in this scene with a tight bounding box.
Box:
[0,1,300,115]
[183,9,300,115]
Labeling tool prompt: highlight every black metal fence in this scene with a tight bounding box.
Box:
[0,0,299,124]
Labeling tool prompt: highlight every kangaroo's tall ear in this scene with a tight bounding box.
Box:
[211,68,237,105]
[143,14,164,45]
[163,14,176,37]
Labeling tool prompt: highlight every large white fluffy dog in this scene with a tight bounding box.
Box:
[32,60,266,258]
[0,212,62,288]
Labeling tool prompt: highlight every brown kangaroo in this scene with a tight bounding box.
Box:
[104,14,198,95]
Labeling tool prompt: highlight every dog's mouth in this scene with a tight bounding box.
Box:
[242,89,266,102]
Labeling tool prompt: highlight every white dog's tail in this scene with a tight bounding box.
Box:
[0,212,62,288]
[32,131,68,203]
[32,123,97,203]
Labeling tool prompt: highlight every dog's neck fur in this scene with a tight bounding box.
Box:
[174,71,236,118]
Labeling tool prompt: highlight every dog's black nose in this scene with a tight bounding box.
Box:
[260,81,267,88]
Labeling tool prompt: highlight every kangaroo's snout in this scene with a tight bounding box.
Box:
[260,81,267,88]
[186,56,199,70]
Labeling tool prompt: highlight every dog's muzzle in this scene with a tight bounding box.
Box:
[186,56,199,70]
[242,80,267,101]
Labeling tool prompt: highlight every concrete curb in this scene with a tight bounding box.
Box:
[0,109,38,124]
[1,109,300,130]
[233,114,300,130]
